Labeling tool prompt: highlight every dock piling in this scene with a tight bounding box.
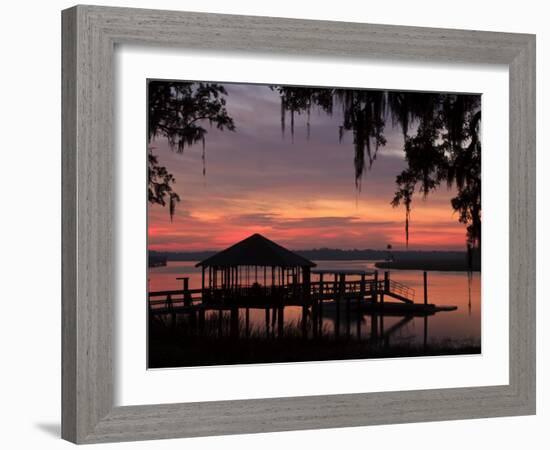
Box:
[277,307,284,337]
[230,307,239,338]
[371,314,378,340]
[423,271,428,305]
[373,270,378,302]
[360,273,366,300]
[423,316,428,349]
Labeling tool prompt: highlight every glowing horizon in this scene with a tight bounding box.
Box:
[148,83,473,253]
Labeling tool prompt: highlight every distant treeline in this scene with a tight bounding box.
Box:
[149,248,480,271]
[375,255,480,272]
[148,254,167,267]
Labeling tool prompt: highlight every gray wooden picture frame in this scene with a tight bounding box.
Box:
[61,5,536,444]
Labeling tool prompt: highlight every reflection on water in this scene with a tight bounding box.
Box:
[148,260,481,347]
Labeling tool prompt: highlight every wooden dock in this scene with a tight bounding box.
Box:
[148,270,455,317]
[147,237,464,352]
[148,269,459,349]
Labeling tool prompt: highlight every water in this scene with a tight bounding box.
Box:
[148,260,480,348]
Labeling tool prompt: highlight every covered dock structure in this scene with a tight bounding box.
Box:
[196,233,316,306]
[148,235,455,340]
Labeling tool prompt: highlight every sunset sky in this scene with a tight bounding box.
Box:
[148,83,470,252]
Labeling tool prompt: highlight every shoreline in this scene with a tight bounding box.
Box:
[375,261,480,272]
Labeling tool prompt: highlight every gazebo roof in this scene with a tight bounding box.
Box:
[196,233,316,268]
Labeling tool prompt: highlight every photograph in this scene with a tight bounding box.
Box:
[1,1,542,447]
[147,80,482,368]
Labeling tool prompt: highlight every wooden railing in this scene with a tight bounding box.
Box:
[148,277,416,311]
[388,280,415,301]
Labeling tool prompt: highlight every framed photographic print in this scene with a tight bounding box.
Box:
[62,5,536,444]
[146,80,482,368]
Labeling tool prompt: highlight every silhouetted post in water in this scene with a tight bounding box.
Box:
[318,274,324,334]
[230,307,239,338]
[423,316,428,350]
[303,267,311,302]
[382,271,390,304]
[373,270,378,302]
[346,293,351,339]
[167,293,176,331]
[380,315,386,347]
[311,274,318,338]
[335,274,345,338]
[423,271,428,305]
[371,314,378,340]
[271,306,277,334]
[177,277,192,306]
[245,308,250,338]
[357,273,366,339]
[302,306,308,338]
[278,306,284,337]
[184,278,191,306]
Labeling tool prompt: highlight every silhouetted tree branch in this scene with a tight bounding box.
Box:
[274,87,481,251]
[147,81,235,219]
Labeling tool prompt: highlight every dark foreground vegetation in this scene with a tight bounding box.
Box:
[148,314,480,368]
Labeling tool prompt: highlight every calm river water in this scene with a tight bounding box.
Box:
[148,260,481,348]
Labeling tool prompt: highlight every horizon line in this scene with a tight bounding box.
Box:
[149,247,470,253]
